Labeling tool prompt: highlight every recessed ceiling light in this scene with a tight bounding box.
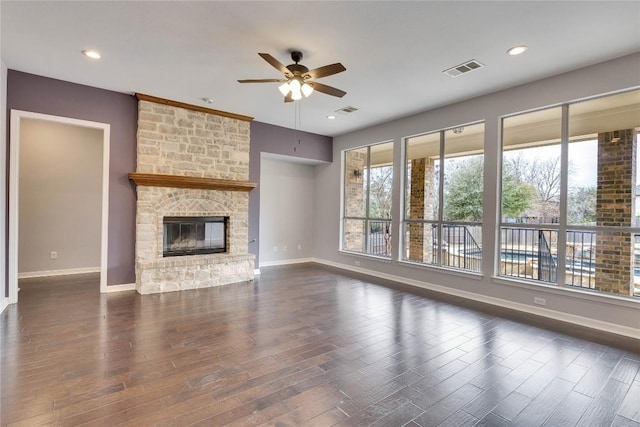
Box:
[507,45,528,56]
[327,115,336,120]
[201,97,214,104]
[81,49,101,59]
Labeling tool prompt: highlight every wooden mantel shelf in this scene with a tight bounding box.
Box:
[128,173,256,192]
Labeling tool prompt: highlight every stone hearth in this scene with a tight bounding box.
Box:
[132,95,255,294]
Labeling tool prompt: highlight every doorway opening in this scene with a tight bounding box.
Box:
[8,110,110,304]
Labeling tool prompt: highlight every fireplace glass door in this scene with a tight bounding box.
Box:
[163,216,227,256]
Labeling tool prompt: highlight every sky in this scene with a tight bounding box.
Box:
[504,140,600,189]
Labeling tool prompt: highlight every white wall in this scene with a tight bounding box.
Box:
[1,60,7,307]
[259,155,315,266]
[18,119,103,275]
[314,53,640,337]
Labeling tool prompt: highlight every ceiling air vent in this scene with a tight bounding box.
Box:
[443,60,484,78]
[336,106,359,114]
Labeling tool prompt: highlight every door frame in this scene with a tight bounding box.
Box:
[8,110,110,302]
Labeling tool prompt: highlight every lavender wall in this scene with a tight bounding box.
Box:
[4,71,331,287]
[6,71,137,286]
[249,121,332,268]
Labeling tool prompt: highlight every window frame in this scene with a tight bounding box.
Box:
[497,90,640,297]
[400,122,485,274]
[340,140,394,259]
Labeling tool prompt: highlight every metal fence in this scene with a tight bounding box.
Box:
[433,224,482,272]
[499,227,557,282]
[499,228,601,288]
[565,230,597,289]
[368,220,392,257]
[538,230,557,283]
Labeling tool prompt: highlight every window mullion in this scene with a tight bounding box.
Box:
[557,104,569,287]
[437,130,445,265]
[365,146,372,254]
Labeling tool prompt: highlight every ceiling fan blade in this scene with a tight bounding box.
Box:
[237,78,287,83]
[310,82,346,98]
[304,63,346,80]
[284,93,293,103]
[258,53,291,75]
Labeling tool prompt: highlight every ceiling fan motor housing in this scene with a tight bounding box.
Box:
[290,51,303,63]
[286,63,309,79]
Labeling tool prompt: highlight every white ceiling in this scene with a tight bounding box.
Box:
[1,1,639,137]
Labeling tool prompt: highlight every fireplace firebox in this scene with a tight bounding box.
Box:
[163,216,228,257]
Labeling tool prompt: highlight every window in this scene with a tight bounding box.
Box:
[403,123,484,272]
[500,90,640,297]
[342,141,393,258]
[500,107,562,283]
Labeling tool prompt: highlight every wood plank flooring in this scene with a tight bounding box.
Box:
[1,264,639,426]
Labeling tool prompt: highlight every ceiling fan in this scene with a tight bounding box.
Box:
[238,51,346,102]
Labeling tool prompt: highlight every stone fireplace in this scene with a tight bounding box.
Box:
[130,94,255,294]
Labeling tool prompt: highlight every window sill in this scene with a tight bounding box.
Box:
[491,275,640,309]
[398,260,484,281]
[338,250,393,263]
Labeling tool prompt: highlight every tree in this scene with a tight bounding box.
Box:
[568,186,596,224]
[527,157,561,203]
[504,150,566,221]
[443,157,535,221]
[369,165,393,219]
[502,169,536,219]
[444,157,483,221]
[368,165,393,255]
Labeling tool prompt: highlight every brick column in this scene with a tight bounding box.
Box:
[595,129,636,295]
[344,150,366,252]
[409,159,425,261]
[408,158,435,262]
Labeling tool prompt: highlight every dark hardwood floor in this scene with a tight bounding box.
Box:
[1,264,639,426]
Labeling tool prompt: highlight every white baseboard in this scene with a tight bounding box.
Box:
[0,297,9,315]
[18,267,101,279]
[312,258,640,340]
[102,283,136,293]
[259,258,314,268]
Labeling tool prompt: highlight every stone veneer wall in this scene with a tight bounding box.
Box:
[135,100,254,294]
[595,128,636,295]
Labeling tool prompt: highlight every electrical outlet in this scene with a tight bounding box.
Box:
[273,246,278,252]
[283,246,288,252]
[534,297,546,306]
[297,244,302,251]
[354,260,360,266]
[50,251,58,260]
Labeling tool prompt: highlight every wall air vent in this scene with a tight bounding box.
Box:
[336,106,359,114]
[443,60,484,78]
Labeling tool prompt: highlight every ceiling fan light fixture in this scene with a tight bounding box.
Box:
[278,82,291,96]
[289,78,301,92]
[301,83,314,97]
[291,89,303,101]
[290,78,302,100]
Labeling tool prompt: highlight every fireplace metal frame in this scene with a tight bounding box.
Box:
[163,216,228,257]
